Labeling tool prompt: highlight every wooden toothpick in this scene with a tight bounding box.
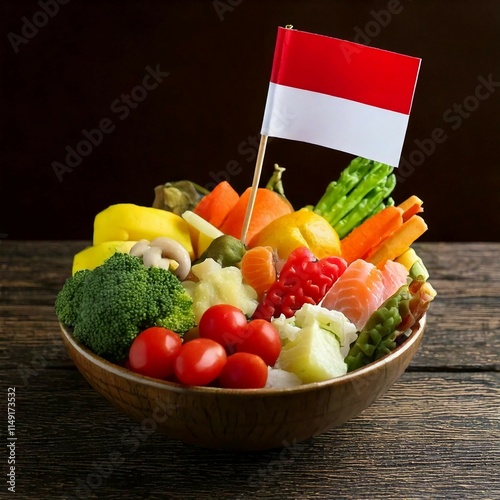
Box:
[240,134,269,244]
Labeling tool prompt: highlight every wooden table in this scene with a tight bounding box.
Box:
[1,241,499,499]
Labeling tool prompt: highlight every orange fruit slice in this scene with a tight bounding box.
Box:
[240,246,277,299]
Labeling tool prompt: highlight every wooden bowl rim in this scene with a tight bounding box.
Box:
[59,314,426,397]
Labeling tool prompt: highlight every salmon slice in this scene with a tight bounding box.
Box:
[321,259,408,330]
[381,259,410,296]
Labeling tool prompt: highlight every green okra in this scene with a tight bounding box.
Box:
[345,285,411,372]
[409,258,430,281]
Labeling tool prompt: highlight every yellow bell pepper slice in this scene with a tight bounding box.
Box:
[93,204,194,259]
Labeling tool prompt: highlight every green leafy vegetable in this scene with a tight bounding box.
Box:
[152,180,209,215]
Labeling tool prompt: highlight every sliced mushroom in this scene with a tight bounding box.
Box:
[142,245,163,268]
[130,239,151,258]
[150,237,191,280]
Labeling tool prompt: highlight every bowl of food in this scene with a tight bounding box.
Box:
[56,157,436,451]
[59,315,426,451]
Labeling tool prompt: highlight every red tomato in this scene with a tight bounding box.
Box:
[128,327,182,379]
[219,353,268,389]
[198,304,247,352]
[236,319,282,366]
[174,338,227,386]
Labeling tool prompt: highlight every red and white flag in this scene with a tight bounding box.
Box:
[261,27,421,167]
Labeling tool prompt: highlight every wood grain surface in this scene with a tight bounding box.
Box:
[1,241,499,499]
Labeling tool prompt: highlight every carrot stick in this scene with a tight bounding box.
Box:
[340,206,404,264]
[193,181,239,228]
[367,215,428,267]
[398,195,423,222]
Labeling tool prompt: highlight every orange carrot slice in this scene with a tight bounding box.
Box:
[340,206,404,264]
[367,215,428,267]
[219,188,293,244]
[398,195,423,222]
[240,246,277,299]
[193,181,239,228]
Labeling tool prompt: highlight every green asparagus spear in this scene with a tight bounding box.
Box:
[326,162,394,226]
[333,193,377,239]
[345,285,411,372]
[333,173,397,238]
[369,202,386,217]
[313,157,373,215]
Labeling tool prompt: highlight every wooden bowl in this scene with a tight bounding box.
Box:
[59,316,426,451]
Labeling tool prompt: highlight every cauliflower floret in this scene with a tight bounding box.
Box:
[294,304,357,358]
[272,303,357,358]
[265,367,302,388]
[271,314,301,343]
[183,258,258,324]
[276,321,348,383]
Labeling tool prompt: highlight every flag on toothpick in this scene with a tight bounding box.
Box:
[261,27,421,167]
[240,27,421,242]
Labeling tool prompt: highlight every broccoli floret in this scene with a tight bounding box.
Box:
[144,266,195,333]
[55,269,91,327]
[55,252,195,362]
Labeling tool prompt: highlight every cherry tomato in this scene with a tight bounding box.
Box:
[128,327,182,379]
[219,353,268,389]
[174,338,227,386]
[198,304,247,352]
[236,319,282,366]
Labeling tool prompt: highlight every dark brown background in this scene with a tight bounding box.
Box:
[1,0,499,241]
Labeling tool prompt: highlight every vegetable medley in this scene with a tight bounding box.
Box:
[55,157,436,389]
